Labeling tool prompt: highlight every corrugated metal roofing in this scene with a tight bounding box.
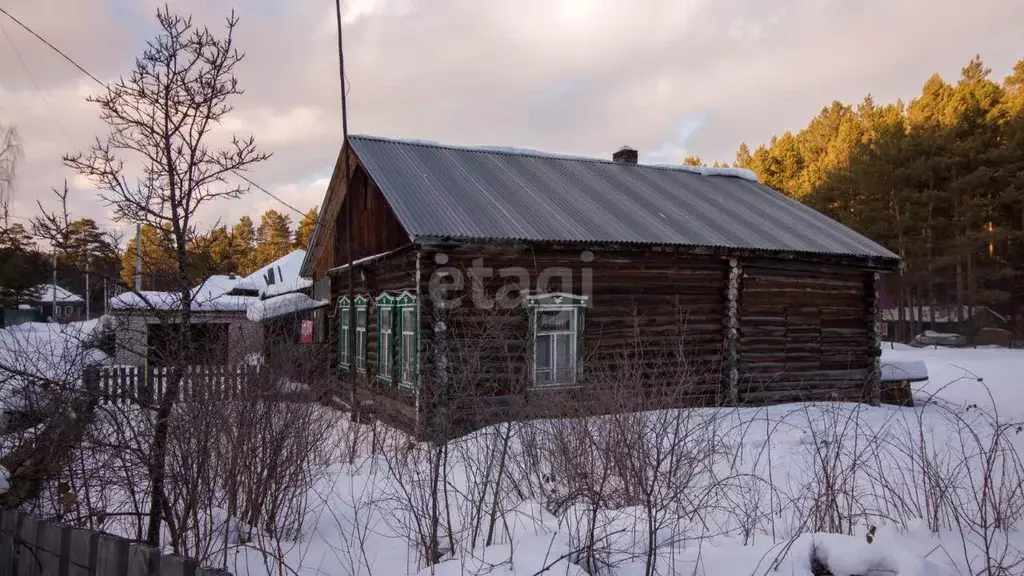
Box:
[348,135,899,262]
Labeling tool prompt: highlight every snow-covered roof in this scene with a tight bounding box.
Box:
[247,292,327,322]
[32,284,84,304]
[109,290,257,313]
[191,274,243,301]
[235,249,306,294]
[881,305,1007,324]
[262,277,313,298]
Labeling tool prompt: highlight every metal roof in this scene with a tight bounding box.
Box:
[348,135,899,263]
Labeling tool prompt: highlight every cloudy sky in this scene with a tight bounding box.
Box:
[1,0,1022,239]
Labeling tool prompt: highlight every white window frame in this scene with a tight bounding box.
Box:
[355,300,367,374]
[338,298,351,369]
[376,293,395,384]
[398,292,417,389]
[527,293,587,388]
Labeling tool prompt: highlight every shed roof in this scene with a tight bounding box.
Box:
[347,135,898,263]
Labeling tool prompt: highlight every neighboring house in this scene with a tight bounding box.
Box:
[881,305,1008,341]
[29,284,85,323]
[108,250,308,367]
[301,136,901,437]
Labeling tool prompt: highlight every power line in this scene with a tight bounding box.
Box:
[235,173,305,216]
[1,19,75,147]
[0,6,104,86]
[0,6,307,219]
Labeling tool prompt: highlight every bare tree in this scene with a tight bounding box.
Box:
[62,7,269,546]
[0,123,23,225]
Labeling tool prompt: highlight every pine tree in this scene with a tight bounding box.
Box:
[682,155,704,167]
[231,216,257,275]
[255,209,293,267]
[294,207,318,250]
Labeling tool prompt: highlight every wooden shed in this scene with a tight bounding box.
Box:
[301,136,901,438]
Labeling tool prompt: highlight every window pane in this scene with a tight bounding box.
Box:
[356,309,366,328]
[381,309,391,329]
[536,333,552,371]
[403,308,414,329]
[555,333,572,369]
[402,333,415,383]
[536,369,553,385]
[538,310,571,332]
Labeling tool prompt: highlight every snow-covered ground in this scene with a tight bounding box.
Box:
[3,325,1023,576]
[215,345,1024,576]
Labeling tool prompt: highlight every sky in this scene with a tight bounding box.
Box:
[1,0,1022,241]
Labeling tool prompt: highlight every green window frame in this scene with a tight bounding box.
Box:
[396,292,418,389]
[526,293,587,387]
[337,295,368,374]
[376,293,396,384]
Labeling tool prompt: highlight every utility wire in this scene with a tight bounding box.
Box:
[1,19,75,147]
[0,6,104,86]
[0,6,307,218]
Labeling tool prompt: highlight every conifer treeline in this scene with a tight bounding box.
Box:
[732,56,1024,335]
[119,207,319,289]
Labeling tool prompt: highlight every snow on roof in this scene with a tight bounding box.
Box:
[235,249,306,294]
[247,292,327,322]
[0,319,107,411]
[262,277,313,298]
[191,274,242,301]
[109,290,256,313]
[881,305,1007,324]
[33,284,84,303]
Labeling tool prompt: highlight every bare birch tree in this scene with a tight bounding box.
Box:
[62,7,269,546]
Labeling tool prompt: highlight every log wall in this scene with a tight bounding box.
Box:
[328,241,883,438]
[737,261,875,403]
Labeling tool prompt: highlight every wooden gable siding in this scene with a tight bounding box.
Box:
[313,152,409,279]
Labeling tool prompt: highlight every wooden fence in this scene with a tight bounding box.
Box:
[0,509,230,576]
[86,365,263,406]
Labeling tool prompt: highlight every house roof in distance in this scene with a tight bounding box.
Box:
[32,284,84,304]
[346,135,899,263]
[235,249,306,294]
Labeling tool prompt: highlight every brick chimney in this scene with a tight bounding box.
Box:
[612,146,638,164]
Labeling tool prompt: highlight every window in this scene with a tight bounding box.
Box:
[355,300,367,373]
[397,293,418,388]
[337,297,351,370]
[65,305,72,317]
[376,294,395,384]
[527,293,587,387]
[337,295,367,373]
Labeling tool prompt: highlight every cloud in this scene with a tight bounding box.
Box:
[1,0,1022,234]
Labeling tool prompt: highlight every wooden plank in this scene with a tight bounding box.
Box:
[67,529,96,576]
[126,544,159,576]
[34,521,63,575]
[0,510,17,576]
[16,514,39,576]
[94,535,129,576]
[158,555,195,576]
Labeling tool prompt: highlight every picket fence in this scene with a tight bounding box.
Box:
[0,509,230,576]
[85,365,264,406]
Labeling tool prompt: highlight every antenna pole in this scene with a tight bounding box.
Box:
[335,0,356,414]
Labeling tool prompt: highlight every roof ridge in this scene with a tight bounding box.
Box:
[348,134,757,179]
